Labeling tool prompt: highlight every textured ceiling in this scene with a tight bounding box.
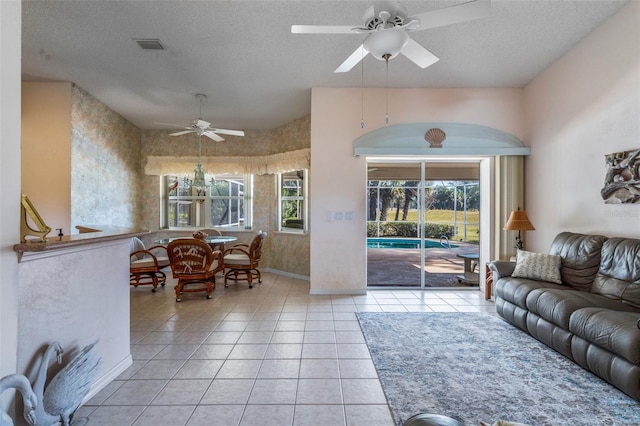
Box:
[22,0,629,131]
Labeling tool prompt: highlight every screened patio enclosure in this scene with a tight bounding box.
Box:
[366,161,481,288]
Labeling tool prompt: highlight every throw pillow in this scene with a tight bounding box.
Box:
[511,249,562,284]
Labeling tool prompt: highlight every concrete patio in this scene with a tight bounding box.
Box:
[367,241,480,288]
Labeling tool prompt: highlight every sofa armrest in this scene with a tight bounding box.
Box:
[488,260,516,280]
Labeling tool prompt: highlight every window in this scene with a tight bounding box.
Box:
[278,170,307,232]
[162,173,252,229]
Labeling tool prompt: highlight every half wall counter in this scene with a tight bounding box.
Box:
[14,226,147,401]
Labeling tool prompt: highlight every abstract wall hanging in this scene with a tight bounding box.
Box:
[601,148,640,203]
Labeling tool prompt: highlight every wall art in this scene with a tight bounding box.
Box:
[601,148,640,204]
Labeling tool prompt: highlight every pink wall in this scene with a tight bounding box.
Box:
[21,82,72,237]
[524,2,640,250]
[310,87,524,292]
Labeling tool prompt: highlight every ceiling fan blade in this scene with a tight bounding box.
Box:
[291,24,356,34]
[401,38,439,68]
[210,128,245,137]
[154,122,188,129]
[196,119,211,129]
[409,0,491,32]
[203,131,225,142]
[334,45,369,73]
[169,130,194,136]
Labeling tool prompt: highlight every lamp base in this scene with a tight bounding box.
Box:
[515,235,523,250]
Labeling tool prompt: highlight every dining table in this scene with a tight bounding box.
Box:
[155,235,238,253]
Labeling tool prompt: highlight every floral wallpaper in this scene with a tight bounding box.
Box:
[70,85,142,230]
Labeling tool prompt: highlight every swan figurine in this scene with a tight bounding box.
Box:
[32,341,101,426]
[0,374,37,426]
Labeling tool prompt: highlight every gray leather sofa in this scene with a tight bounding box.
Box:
[489,232,640,401]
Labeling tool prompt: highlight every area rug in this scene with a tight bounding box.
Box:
[357,312,640,426]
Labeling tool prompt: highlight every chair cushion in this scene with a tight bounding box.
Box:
[224,253,251,266]
[130,237,146,260]
[131,256,169,269]
[569,307,640,365]
[511,250,562,284]
[131,258,156,268]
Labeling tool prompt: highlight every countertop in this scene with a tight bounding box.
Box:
[14,226,148,261]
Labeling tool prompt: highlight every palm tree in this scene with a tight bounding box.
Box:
[401,183,418,221]
[379,183,402,222]
[367,186,378,221]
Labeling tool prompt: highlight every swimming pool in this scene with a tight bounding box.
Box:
[367,238,458,249]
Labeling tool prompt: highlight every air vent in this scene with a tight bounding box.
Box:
[133,39,165,50]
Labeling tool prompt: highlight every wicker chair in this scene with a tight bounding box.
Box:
[223,231,267,289]
[167,238,223,302]
[197,228,226,251]
[198,228,222,236]
[129,237,170,292]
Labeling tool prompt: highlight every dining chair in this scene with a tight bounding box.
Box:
[167,238,223,302]
[223,231,267,289]
[198,228,226,251]
[129,237,170,292]
[198,228,223,236]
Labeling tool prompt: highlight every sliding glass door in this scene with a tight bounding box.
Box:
[366,160,481,289]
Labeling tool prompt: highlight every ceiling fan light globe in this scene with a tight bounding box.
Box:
[363,28,409,60]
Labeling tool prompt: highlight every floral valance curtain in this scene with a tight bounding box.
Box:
[144,148,310,176]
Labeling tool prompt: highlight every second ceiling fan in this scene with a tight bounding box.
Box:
[291,0,491,73]
[157,94,245,142]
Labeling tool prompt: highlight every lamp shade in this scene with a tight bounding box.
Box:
[503,210,535,231]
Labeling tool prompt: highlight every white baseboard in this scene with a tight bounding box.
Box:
[82,354,132,404]
[264,268,310,281]
[309,288,367,296]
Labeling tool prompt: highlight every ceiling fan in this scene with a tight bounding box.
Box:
[156,94,245,142]
[291,0,491,73]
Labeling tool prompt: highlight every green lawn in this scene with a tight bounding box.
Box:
[382,209,479,243]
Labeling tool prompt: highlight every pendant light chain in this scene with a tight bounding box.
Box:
[361,47,365,129]
[385,54,390,125]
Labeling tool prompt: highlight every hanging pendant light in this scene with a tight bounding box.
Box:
[361,46,366,129]
[193,135,207,197]
[383,53,391,125]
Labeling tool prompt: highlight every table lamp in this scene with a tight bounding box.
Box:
[504,208,535,250]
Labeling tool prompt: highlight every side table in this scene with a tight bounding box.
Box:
[485,263,493,300]
[456,253,479,285]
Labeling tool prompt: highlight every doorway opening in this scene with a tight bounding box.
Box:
[366,160,481,289]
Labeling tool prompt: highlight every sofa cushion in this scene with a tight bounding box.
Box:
[591,237,640,308]
[495,277,564,309]
[526,289,635,329]
[549,232,607,291]
[569,307,640,365]
[511,250,562,284]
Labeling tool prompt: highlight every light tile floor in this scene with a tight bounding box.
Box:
[78,272,496,426]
